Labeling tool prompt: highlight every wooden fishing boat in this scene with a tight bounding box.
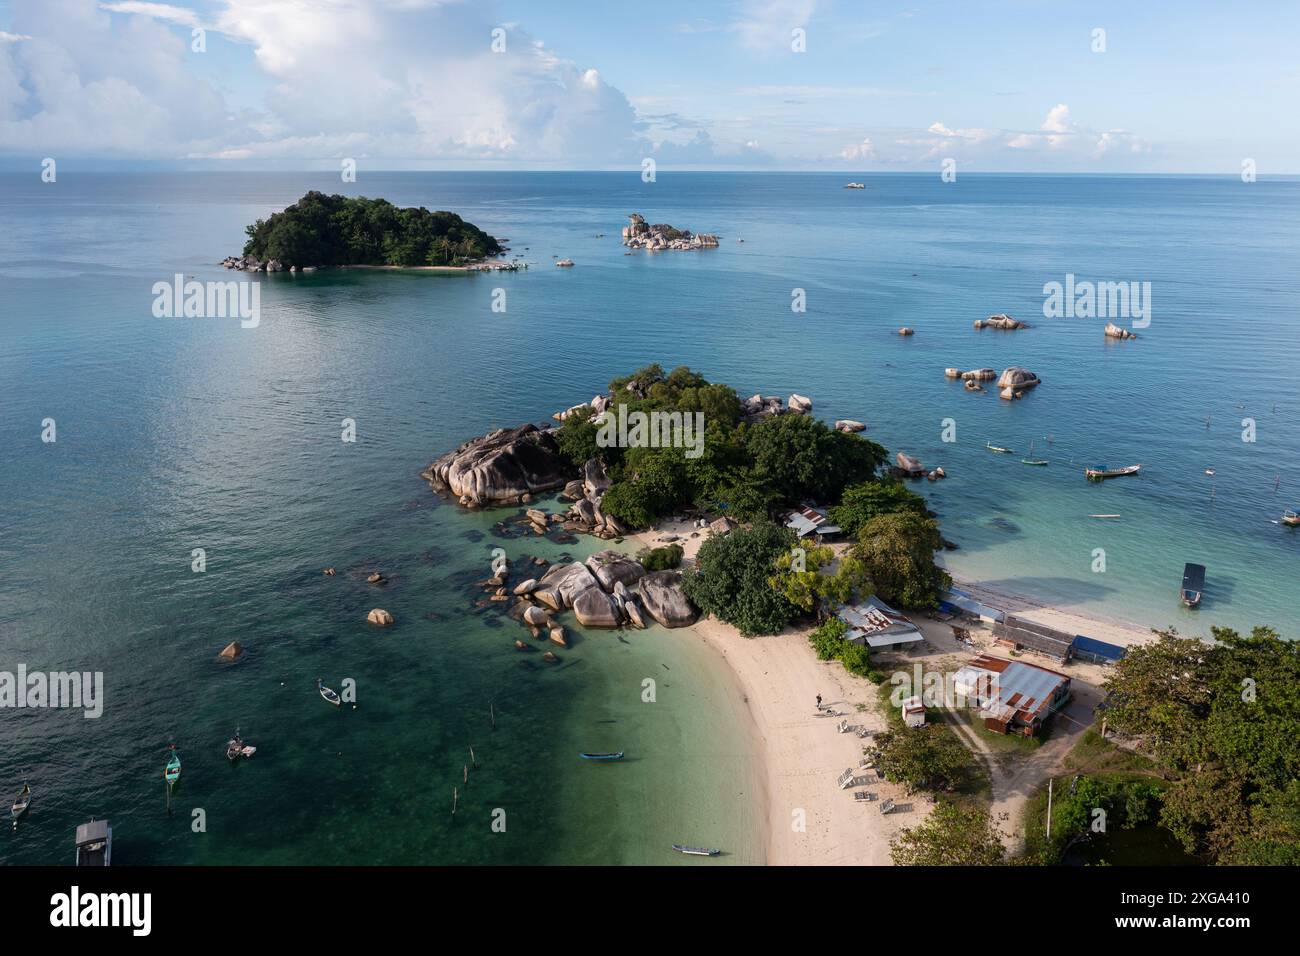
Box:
[579,752,624,761]
[1021,441,1049,466]
[318,679,341,706]
[11,782,30,830]
[163,746,181,789]
[1180,562,1206,608]
[75,819,112,866]
[1085,463,1141,481]
[672,844,720,856]
[226,729,256,762]
[1282,509,1300,527]
[985,443,1014,454]
[1089,514,1122,519]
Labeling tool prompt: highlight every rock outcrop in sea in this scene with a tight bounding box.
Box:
[497,554,696,635]
[974,313,1029,330]
[997,366,1041,400]
[622,213,719,251]
[422,423,572,507]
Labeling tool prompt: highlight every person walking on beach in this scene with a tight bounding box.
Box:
[816,694,822,710]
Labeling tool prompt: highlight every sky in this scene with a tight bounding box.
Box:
[0,0,1296,172]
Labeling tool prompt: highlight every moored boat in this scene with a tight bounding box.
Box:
[11,782,31,830]
[985,443,1014,454]
[226,728,256,762]
[1086,463,1141,481]
[579,752,624,761]
[75,819,112,866]
[163,745,181,790]
[1180,562,1206,608]
[318,678,341,706]
[672,844,720,856]
[1021,441,1048,466]
[1282,509,1300,527]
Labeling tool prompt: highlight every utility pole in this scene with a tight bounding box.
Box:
[1046,778,1054,840]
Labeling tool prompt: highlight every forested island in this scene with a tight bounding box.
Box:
[229,191,503,271]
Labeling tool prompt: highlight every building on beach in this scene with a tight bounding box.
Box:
[952,655,1072,737]
[836,595,924,651]
[783,504,841,542]
[1071,634,1127,665]
[938,587,1006,625]
[992,615,1075,663]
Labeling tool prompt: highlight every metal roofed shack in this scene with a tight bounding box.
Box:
[836,596,925,650]
[953,655,1072,737]
[992,615,1075,663]
[783,504,841,541]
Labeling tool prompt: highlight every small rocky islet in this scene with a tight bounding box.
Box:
[423,420,697,637]
[421,375,871,640]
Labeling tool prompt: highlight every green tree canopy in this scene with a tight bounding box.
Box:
[829,479,930,538]
[242,191,501,267]
[744,413,886,503]
[870,726,972,793]
[852,511,951,609]
[891,801,1006,866]
[681,519,801,636]
[1101,625,1300,863]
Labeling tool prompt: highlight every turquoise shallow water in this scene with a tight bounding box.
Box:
[1,171,1297,864]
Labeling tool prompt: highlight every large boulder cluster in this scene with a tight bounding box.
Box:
[220,255,311,273]
[622,213,719,251]
[422,423,573,507]
[742,392,814,423]
[503,552,697,636]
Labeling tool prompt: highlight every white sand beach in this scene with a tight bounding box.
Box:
[630,517,1164,864]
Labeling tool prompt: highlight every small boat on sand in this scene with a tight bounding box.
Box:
[11,782,31,830]
[1086,464,1141,481]
[1180,562,1206,608]
[986,443,1014,454]
[75,819,112,866]
[318,679,341,706]
[1282,509,1300,527]
[672,844,720,856]
[579,752,624,761]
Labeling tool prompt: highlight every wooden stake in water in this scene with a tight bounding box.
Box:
[463,764,468,785]
[452,787,458,817]
[490,703,496,730]
[469,745,478,769]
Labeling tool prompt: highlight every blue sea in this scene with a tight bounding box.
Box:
[1,171,1297,864]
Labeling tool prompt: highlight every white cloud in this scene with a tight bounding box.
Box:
[839,137,873,160]
[99,2,202,28]
[731,0,817,52]
[0,0,648,164]
[0,0,250,154]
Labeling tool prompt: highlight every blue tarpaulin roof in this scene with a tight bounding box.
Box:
[938,588,1005,623]
[1071,635,1127,662]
